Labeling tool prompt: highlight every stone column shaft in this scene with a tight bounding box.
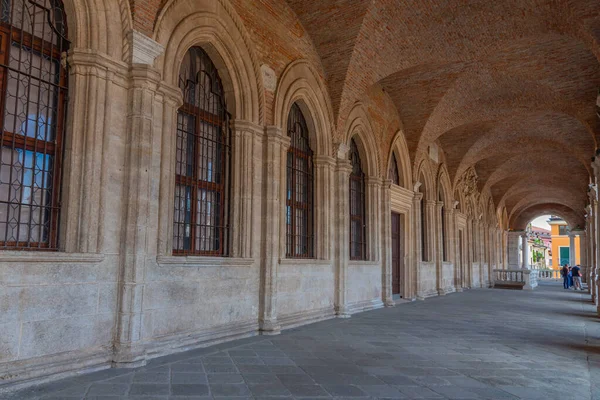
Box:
[381,180,394,306]
[113,64,162,367]
[413,192,424,298]
[334,158,353,317]
[259,127,290,334]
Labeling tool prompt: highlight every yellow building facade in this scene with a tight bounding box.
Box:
[549,217,580,269]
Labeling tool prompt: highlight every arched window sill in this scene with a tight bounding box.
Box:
[156,256,254,268]
[0,252,105,264]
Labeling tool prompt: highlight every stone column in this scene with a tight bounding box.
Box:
[435,201,444,295]
[381,179,394,306]
[313,156,335,260]
[413,189,424,298]
[425,200,436,263]
[366,176,382,262]
[334,155,353,317]
[521,232,529,269]
[259,127,290,334]
[568,232,576,267]
[113,32,164,367]
[62,50,128,253]
[507,231,521,269]
[466,217,474,288]
[230,120,263,259]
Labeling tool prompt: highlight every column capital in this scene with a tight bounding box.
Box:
[313,155,336,167]
[231,119,263,136]
[366,175,383,186]
[335,158,353,175]
[570,229,585,236]
[128,30,164,65]
[413,192,423,202]
[265,126,291,147]
[382,178,393,190]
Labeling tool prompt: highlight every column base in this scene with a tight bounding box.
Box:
[259,319,281,335]
[112,343,147,369]
[384,299,396,307]
[455,286,463,292]
[437,288,446,296]
[334,305,351,318]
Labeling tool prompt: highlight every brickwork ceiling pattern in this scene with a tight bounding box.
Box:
[287,0,600,229]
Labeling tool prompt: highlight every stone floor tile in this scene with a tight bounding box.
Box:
[241,373,281,384]
[170,373,208,384]
[207,374,244,384]
[321,384,367,397]
[396,385,445,398]
[203,364,239,374]
[209,383,251,397]
[171,363,205,373]
[276,373,316,385]
[86,383,130,396]
[133,371,170,383]
[357,384,404,397]
[247,382,291,397]
[170,384,210,396]
[285,384,331,397]
[128,383,170,396]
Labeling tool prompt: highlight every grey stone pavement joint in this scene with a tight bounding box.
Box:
[4,282,600,400]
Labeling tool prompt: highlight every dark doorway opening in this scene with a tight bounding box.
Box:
[392,212,405,297]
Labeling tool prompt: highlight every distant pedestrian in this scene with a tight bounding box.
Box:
[562,264,570,289]
[568,266,573,288]
[572,265,583,290]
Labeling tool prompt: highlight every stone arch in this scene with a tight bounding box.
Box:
[414,157,434,201]
[274,59,333,156]
[62,0,130,61]
[154,0,264,124]
[436,164,453,208]
[386,130,412,189]
[343,103,379,177]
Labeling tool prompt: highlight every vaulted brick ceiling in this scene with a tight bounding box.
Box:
[287,0,600,229]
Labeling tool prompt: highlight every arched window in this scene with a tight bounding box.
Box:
[173,47,231,256]
[349,138,366,260]
[286,103,313,258]
[388,153,400,185]
[0,0,69,250]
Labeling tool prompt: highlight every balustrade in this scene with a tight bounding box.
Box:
[493,269,538,290]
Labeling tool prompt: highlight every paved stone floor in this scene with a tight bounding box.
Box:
[5,282,600,400]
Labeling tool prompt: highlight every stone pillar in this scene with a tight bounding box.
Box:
[507,231,521,269]
[230,120,263,259]
[466,217,474,288]
[334,155,353,317]
[259,127,290,334]
[521,232,529,269]
[313,156,335,260]
[425,200,436,263]
[366,176,382,263]
[413,189,424,298]
[435,201,444,295]
[381,179,394,306]
[568,232,576,267]
[113,32,164,367]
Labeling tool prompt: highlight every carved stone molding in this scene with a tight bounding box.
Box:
[128,30,164,65]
